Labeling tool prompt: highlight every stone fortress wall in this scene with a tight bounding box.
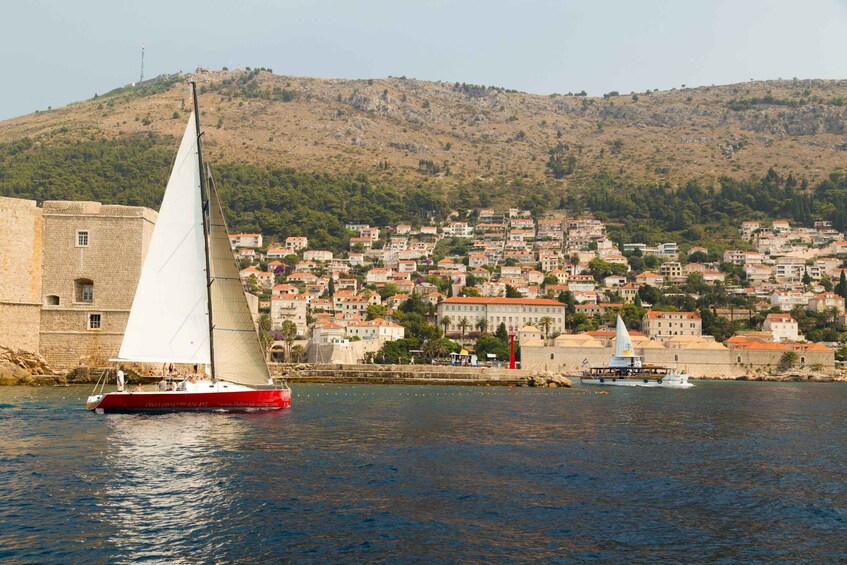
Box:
[39,201,157,367]
[0,197,157,368]
[521,344,835,378]
[0,197,43,352]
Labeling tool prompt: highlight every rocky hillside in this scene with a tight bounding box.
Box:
[2,69,847,191]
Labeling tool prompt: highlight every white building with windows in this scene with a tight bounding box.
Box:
[284,236,308,252]
[344,318,405,345]
[642,310,702,341]
[303,250,333,262]
[230,233,263,249]
[443,222,473,237]
[436,297,566,336]
[763,313,800,342]
[270,295,308,337]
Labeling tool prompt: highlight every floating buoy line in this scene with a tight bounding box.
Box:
[292,387,600,399]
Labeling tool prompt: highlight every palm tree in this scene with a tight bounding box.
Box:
[440,315,452,336]
[539,316,554,343]
[281,320,297,363]
[424,338,449,360]
[458,317,470,345]
[258,314,274,360]
[476,318,489,335]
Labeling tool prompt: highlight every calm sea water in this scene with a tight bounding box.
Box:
[1,382,845,563]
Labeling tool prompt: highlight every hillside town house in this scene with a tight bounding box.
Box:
[266,247,288,260]
[642,311,702,340]
[763,313,801,342]
[230,233,263,249]
[303,250,333,262]
[240,267,274,288]
[807,292,846,315]
[270,294,308,336]
[285,236,308,252]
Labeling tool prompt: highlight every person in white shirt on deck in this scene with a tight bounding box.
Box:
[116,367,125,392]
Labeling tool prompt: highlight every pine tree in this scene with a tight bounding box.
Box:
[836,271,847,299]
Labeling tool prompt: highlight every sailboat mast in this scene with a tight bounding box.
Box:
[191,80,217,380]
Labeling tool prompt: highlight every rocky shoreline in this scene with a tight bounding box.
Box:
[695,370,847,383]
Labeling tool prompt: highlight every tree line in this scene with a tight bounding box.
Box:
[5,132,847,253]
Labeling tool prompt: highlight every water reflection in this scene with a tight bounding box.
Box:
[99,413,250,562]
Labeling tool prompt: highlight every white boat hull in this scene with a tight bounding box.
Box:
[580,374,693,388]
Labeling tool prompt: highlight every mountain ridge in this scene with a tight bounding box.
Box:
[3,69,847,194]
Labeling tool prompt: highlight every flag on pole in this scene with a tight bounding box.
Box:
[581,358,589,367]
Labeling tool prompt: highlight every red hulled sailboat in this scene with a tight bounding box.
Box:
[86,83,290,413]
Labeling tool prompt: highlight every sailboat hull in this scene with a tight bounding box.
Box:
[86,388,291,413]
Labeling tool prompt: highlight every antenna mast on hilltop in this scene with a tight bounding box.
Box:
[139,43,145,84]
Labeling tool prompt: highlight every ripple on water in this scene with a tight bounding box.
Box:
[0,382,845,562]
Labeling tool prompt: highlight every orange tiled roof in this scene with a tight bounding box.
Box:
[645,310,701,320]
[442,297,564,306]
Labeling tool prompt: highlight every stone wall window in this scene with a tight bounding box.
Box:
[76,230,90,247]
[88,313,102,330]
[75,279,94,303]
[45,295,60,306]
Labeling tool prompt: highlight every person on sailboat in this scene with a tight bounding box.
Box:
[116,366,125,392]
[158,376,168,391]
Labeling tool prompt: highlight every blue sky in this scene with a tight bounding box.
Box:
[2,0,846,120]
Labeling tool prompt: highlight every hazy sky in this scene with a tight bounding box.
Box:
[2,0,846,120]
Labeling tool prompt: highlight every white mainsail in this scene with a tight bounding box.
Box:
[207,177,271,386]
[117,114,211,364]
[614,315,634,357]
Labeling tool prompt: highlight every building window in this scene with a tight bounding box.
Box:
[75,278,94,303]
[88,313,102,330]
[76,230,90,247]
[45,295,60,306]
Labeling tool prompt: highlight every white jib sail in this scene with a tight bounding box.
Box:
[614,315,635,357]
[117,113,211,364]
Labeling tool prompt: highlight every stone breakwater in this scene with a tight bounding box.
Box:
[271,363,573,387]
[699,369,847,382]
[0,360,574,388]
